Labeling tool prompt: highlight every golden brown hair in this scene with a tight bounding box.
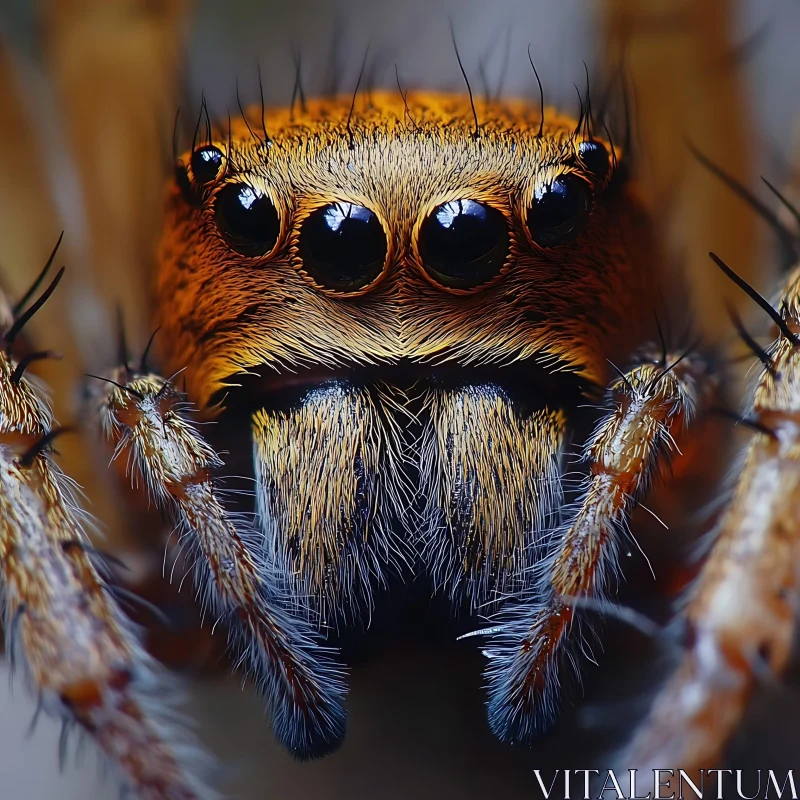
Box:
[156,91,659,409]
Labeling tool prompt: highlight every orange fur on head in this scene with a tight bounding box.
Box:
[156,91,659,409]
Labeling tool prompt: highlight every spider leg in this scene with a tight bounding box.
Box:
[0,290,212,798]
[484,345,712,743]
[92,368,348,759]
[624,262,800,770]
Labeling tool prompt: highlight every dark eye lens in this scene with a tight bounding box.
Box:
[577,140,610,179]
[418,199,509,289]
[191,145,224,185]
[299,203,387,292]
[525,175,591,248]
[215,183,280,256]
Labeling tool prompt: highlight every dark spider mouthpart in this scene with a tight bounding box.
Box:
[12,231,64,317]
[5,267,65,352]
[709,252,800,345]
[17,427,73,468]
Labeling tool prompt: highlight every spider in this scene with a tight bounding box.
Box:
[2,11,800,800]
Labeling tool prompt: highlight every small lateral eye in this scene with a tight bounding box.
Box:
[525,175,592,248]
[417,199,509,290]
[215,183,280,256]
[299,202,387,292]
[191,145,224,185]
[577,140,610,180]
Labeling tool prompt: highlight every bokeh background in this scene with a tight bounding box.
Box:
[0,0,799,797]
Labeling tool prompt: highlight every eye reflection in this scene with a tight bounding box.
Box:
[191,145,224,185]
[525,174,592,248]
[298,202,388,292]
[324,203,370,231]
[418,199,509,290]
[237,186,258,211]
[577,140,610,179]
[215,182,281,256]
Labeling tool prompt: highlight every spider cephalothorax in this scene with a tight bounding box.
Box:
[154,90,670,745]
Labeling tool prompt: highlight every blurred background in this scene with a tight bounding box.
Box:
[0,0,799,797]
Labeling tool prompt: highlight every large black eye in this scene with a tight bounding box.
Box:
[577,140,610,179]
[191,145,224,185]
[525,175,592,248]
[215,183,280,256]
[299,202,387,292]
[418,199,509,290]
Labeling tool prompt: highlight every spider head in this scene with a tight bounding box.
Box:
[156,91,658,410]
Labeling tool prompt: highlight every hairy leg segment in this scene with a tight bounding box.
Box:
[482,344,712,742]
[0,267,212,799]
[624,256,800,771]
[92,364,348,759]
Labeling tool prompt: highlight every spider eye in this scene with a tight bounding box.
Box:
[418,199,509,290]
[191,145,224,185]
[215,183,280,256]
[525,175,592,248]
[577,140,610,179]
[299,203,388,292]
